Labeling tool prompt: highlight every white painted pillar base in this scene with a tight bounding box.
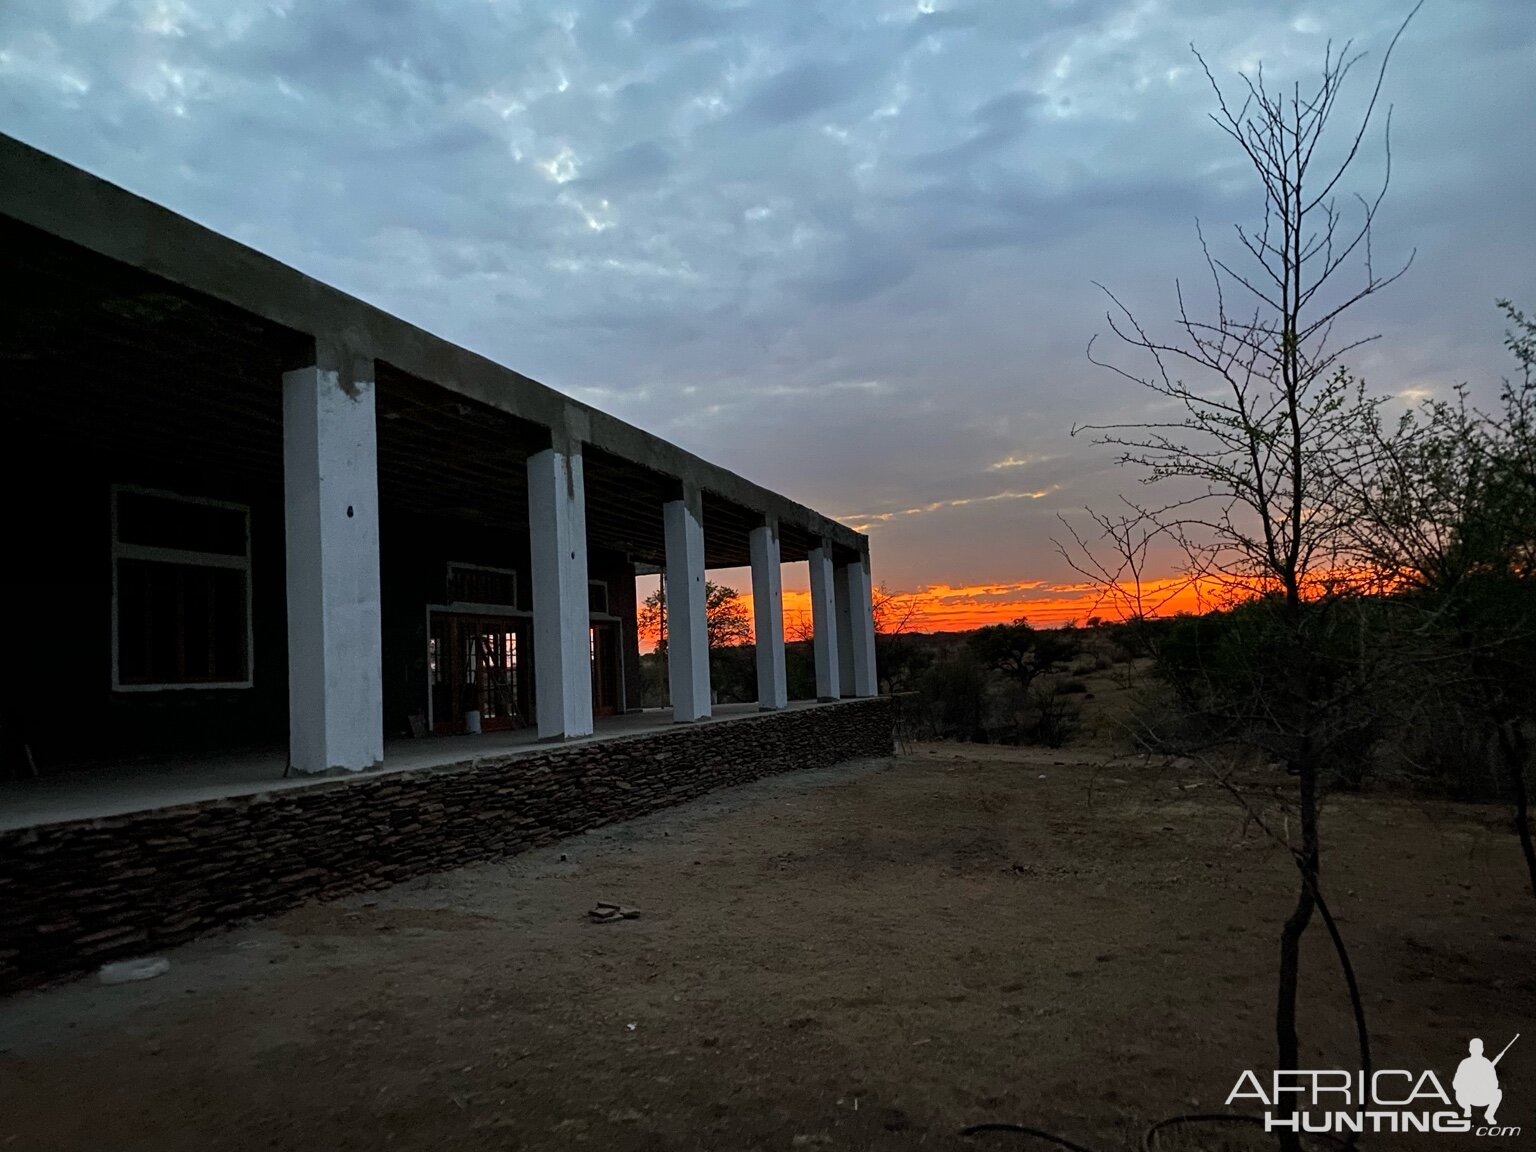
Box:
[282,359,384,774]
[834,564,856,697]
[749,519,788,711]
[528,446,593,740]
[664,485,711,721]
[847,554,878,698]
[807,543,840,702]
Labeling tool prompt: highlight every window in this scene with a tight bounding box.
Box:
[447,563,517,607]
[112,487,252,690]
[588,580,609,615]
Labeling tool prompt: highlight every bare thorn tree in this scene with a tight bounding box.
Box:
[1062,7,1421,1148]
[1054,501,1203,656]
[1074,4,1420,609]
[871,582,925,637]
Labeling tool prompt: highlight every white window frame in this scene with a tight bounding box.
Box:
[110,484,254,692]
[588,579,610,616]
[446,561,518,612]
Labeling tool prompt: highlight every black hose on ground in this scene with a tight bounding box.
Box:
[1143,1112,1346,1150]
[962,1112,1351,1151]
[958,1122,1101,1151]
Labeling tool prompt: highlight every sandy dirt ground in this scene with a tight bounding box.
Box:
[2,742,1532,1152]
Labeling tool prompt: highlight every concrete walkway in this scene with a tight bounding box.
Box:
[0,701,829,831]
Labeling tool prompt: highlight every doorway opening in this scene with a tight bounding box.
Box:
[428,612,531,735]
[590,621,621,716]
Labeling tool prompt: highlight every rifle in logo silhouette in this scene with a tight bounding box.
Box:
[1492,1034,1520,1066]
[1455,1034,1518,1125]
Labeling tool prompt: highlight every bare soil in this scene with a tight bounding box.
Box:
[2,741,1532,1151]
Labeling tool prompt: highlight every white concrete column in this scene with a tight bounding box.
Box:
[847,553,878,697]
[807,542,840,702]
[282,358,384,774]
[749,518,787,711]
[834,563,856,697]
[664,485,711,721]
[527,445,593,740]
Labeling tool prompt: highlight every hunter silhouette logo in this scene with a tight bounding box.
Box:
[1226,1032,1522,1137]
[1454,1035,1517,1126]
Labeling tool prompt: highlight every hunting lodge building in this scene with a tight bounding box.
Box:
[1,134,879,774]
[0,135,889,992]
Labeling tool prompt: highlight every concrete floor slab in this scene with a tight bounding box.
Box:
[0,701,826,831]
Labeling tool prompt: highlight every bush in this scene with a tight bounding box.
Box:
[915,657,989,741]
[785,641,817,702]
[639,652,668,708]
[1150,611,1238,713]
[709,644,757,705]
[1028,682,1083,747]
[1374,693,1503,801]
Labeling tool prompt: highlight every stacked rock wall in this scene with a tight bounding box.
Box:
[0,698,893,994]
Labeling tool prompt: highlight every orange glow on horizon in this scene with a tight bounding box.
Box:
[638,565,1397,651]
[638,575,1220,651]
[762,575,1215,634]
[859,575,1216,632]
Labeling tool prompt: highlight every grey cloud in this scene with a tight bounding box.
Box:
[0,0,1530,595]
[903,0,1133,48]
[908,88,1045,171]
[794,231,919,305]
[578,139,675,187]
[734,59,869,125]
[635,0,747,45]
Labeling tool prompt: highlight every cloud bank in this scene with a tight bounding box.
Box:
[4,0,1532,614]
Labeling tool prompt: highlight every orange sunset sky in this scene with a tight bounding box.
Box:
[640,571,1214,646]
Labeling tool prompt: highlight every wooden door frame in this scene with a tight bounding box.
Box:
[425,604,531,733]
[426,606,627,731]
[589,616,622,717]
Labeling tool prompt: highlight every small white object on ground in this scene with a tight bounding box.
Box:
[98,957,171,985]
[588,902,641,922]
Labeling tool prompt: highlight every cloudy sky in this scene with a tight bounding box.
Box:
[4,0,1533,626]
